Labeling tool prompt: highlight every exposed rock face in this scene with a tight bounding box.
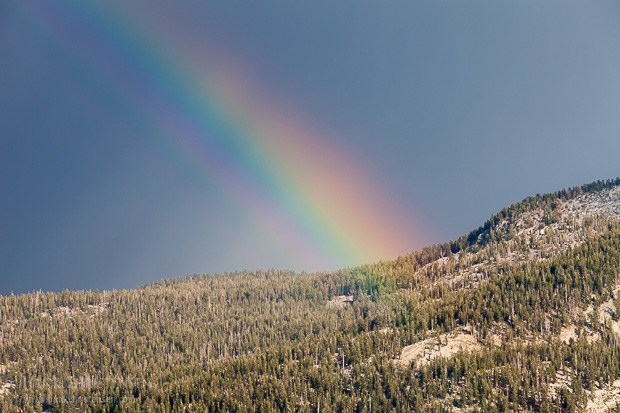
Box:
[327,295,354,308]
[565,185,620,221]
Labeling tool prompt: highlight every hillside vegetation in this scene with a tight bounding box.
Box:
[2,179,620,412]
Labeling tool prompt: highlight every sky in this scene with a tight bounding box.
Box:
[1,1,619,295]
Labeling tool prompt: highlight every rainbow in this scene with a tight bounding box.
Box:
[20,1,425,271]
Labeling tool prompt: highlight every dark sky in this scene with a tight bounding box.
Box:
[2,0,619,295]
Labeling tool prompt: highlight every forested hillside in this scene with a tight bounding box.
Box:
[2,179,620,412]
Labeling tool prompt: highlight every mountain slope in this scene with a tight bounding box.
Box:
[1,179,620,412]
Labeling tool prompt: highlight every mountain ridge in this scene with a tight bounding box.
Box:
[2,178,620,411]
